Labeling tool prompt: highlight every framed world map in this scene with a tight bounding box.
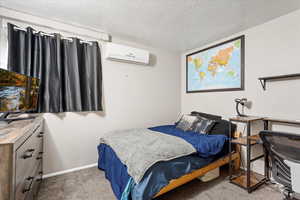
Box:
[186,35,245,93]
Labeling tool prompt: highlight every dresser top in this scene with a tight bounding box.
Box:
[0,116,44,144]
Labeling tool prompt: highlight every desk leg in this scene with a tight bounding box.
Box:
[263,120,270,181]
[264,149,270,181]
[229,120,232,180]
[264,120,269,130]
[247,122,251,193]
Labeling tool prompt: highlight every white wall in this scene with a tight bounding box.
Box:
[181,9,300,174]
[0,8,181,175]
[44,43,180,175]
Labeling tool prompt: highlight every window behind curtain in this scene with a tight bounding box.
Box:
[7,23,103,113]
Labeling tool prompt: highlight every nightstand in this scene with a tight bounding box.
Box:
[228,116,267,193]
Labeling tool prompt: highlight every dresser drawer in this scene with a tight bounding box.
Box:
[15,161,42,200]
[0,117,43,200]
[15,127,43,196]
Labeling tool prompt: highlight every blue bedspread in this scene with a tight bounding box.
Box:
[98,125,228,200]
[149,125,227,157]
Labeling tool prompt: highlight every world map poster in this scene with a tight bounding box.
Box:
[186,36,244,93]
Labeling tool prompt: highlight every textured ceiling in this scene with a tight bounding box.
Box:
[2,0,300,52]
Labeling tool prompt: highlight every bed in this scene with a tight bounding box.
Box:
[98,113,240,200]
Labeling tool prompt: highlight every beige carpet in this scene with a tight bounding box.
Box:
[38,167,282,200]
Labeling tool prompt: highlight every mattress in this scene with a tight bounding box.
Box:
[98,125,229,200]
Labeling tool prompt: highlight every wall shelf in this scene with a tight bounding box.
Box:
[258,73,300,90]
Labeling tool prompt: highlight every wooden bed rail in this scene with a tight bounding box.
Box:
[154,152,240,198]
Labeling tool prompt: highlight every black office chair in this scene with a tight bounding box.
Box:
[260,130,300,200]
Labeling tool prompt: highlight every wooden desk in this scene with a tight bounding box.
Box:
[263,117,300,126]
[229,116,300,192]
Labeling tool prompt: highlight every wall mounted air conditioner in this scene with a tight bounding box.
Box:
[105,43,150,65]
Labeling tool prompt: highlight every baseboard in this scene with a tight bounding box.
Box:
[43,163,98,179]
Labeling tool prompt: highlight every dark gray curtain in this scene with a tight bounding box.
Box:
[7,23,102,113]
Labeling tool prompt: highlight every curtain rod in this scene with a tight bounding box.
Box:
[0,14,111,42]
[12,25,94,45]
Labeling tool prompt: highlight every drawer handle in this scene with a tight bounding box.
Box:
[22,176,34,193]
[23,149,35,159]
[37,171,43,182]
[37,132,44,138]
[36,151,44,160]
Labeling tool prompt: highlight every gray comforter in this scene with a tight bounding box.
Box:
[100,128,196,183]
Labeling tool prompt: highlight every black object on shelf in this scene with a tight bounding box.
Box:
[258,73,300,90]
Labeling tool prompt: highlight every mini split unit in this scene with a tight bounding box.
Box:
[105,43,150,65]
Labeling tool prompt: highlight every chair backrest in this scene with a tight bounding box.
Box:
[260,130,300,188]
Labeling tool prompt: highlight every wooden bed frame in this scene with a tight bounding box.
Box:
[154,150,241,198]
